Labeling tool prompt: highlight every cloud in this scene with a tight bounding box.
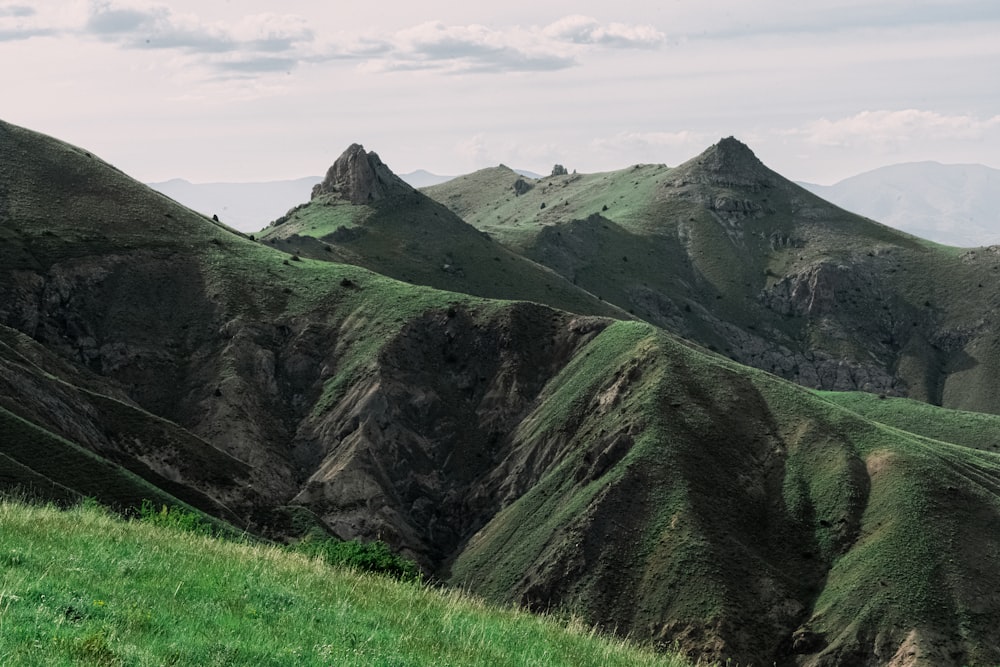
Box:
[8,5,664,78]
[78,5,579,75]
[362,16,664,74]
[797,110,1000,147]
[543,15,665,49]
[0,3,54,41]
[370,20,574,73]
[0,5,34,17]
[213,56,298,75]
[83,1,313,72]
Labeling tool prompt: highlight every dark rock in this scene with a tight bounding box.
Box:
[791,629,826,654]
[311,143,411,205]
[513,178,533,196]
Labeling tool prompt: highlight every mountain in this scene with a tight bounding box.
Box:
[258,143,628,321]
[4,119,1000,665]
[425,137,1000,416]
[147,170,456,233]
[399,169,455,188]
[799,162,1000,247]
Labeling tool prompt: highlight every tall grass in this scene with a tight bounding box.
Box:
[0,499,698,666]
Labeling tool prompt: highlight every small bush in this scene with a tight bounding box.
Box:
[137,499,213,536]
[294,534,421,582]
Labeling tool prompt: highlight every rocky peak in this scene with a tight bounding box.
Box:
[692,137,776,190]
[311,143,412,204]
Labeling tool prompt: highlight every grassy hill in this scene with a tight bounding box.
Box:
[257,145,627,321]
[0,498,692,666]
[4,119,1000,665]
[425,139,1000,416]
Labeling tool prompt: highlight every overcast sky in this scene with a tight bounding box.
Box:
[2,1,998,184]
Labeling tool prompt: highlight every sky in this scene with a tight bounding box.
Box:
[1,1,998,185]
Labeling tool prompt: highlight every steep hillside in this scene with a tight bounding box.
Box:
[4,119,1000,665]
[425,139,1000,415]
[258,144,627,321]
[0,499,690,667]
[801,162,1000,247]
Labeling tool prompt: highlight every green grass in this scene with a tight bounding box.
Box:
[815,390,1000,452]
[257,189,629,321]
[0,499,697,667]
[422,139,1000,418]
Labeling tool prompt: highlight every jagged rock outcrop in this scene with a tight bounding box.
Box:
[695,136,777,190]
[311,143,412,204]
[513,177,533,196]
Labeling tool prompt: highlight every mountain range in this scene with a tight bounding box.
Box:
[800,162,1000,247]
[150,163,1000,248]
[4,119,1000,666]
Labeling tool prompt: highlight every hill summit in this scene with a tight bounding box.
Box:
[311,143,412,204]
[685,135,776,189]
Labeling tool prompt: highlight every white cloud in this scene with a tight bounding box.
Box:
[0,5,34,17]
[83,1,314,73]
[370,20,574,73]
[798,110,1000,147]
[0,2,59,41]
[360,16,664,74]
[543,15,665,49]
[69,5,663,76]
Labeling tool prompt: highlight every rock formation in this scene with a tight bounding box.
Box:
[311,143,412,204]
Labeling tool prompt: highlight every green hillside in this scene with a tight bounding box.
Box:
[425,139,1000,416]
[257,145,627,321]
[0,499,693,667]
[449,321,1000,666]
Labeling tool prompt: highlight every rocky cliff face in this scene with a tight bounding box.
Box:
[311,143,412,204]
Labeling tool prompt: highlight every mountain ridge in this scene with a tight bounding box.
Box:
[4,118,1000,665]
[424,138,1000,416]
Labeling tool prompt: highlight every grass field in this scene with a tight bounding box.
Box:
[0,499,699,667]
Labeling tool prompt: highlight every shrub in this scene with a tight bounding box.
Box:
[136,499,213,536]
[294,533,421,582]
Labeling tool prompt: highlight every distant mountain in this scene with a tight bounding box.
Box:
[799,162,1000,247]
[148,176,321,233]
[399,169,454,187]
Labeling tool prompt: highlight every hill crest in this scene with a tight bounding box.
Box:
[673,135,777,190]
[311,143,412,205]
